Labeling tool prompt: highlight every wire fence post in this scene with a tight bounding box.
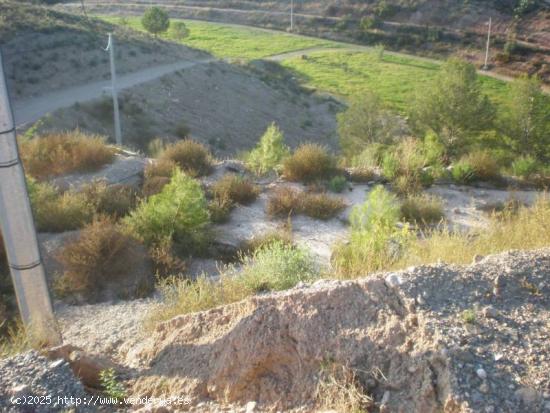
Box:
[0,51,61,346]
[106,33,122,146]
[483,17,492,70]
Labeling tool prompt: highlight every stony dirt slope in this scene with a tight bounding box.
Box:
[126,248,550,412]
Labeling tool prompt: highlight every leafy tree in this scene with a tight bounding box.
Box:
[169,21,189,41]
[141,7,170,37]
[337,91,401,157]
[411,58,495,156]
[499,75,550,160]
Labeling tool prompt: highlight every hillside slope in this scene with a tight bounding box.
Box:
[0,0,207,100]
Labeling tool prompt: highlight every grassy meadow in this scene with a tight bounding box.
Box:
[101,16,340,59]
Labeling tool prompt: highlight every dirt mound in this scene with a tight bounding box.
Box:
[130,248,550,412]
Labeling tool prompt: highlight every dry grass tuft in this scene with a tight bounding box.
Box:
[212,174,260,205]
[283,144,336,183]
[81,181,138,219]
[266,187,345,220]
[55,216,147,300]
[461,150,500,181]
[20,130,115,180]
[160,140,213,177]
[400,194,444,225]
[348,167,376,183]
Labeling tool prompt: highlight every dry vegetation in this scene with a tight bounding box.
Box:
[55,217,150,301]
[159,140,213,177]
[283,144,336,183]
[266,186,346,220]
[20,131,115,180]
[211,174,259,205]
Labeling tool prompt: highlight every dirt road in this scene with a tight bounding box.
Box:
[13,58,215,127]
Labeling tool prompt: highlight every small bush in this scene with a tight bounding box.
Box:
[348,167,376,183]
[328,176,348,193]
[240,229,293,255]
[174,121,190,139]
[20,131,115,180]
[381,138,429,194]
[283,144,336,182]
[160,140,213,177]
[124,169,210,249]
[28,179,94,232]
[300,192,346,220]
[208,195,234,224]
[212,174,259,205]
[245,123,290,175]
[148,242,317,325]
[332,186,411,277]
[147,138,168,158]
[511,156,539,178]
[461,309,476,324]
[462,151,500,181]
[400,194,444,225]
[144,159,178,179]
[451,161,475,184]
[266,187,345,220]
[266,187,301,217]
[238,242,318,293]
[56,217,147,301]
[81,182,137,219]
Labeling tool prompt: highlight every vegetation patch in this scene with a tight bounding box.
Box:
[266,187,345,220]
[211,174,259,206]
[55,217,150,301]
[245,123,290,176]
[400,194,444,226]
[283,144,336,183]
[20,131,115,180]
[148,241,318,326]
[159,140,213,177]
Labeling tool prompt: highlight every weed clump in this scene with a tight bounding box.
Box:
[20,131,115,180]
[81,181,138,219]
[461,151,500,181]
[160,140,213,177]
[283,144,336,183]
[328,176,347,193]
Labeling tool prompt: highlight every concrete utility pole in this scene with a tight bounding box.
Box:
[290,0,294,32]
[105,33,122,146]
[0,51,61,345]
[483,17,492,70]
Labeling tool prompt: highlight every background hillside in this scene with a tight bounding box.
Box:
[57,0,550,82]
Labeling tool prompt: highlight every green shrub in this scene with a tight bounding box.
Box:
[238,242,318,293]
[451,161,475,184]
[328,176,348,193]
[381,151,400,180]
[169,21,189,41]
[382,138,429,194]
[124,169,210,249]
[20,131,115,180]
[283,144,336,182]
[55,216,149,301]
[212,174,259,205]
[332,185,410,277]
[160,140,213,177]
[351,143,387,169]
[400,194,444,225]
[245,123,290,175]
[28,179,94,232]
[511,156,539,178]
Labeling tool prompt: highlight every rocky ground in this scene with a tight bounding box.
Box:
[3,248,547,412]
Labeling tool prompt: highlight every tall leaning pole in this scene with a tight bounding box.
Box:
[0,51,61,345]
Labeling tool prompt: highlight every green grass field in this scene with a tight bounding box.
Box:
[102,16,339,59]
[281,50,511,112]
[103,16,513,112]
